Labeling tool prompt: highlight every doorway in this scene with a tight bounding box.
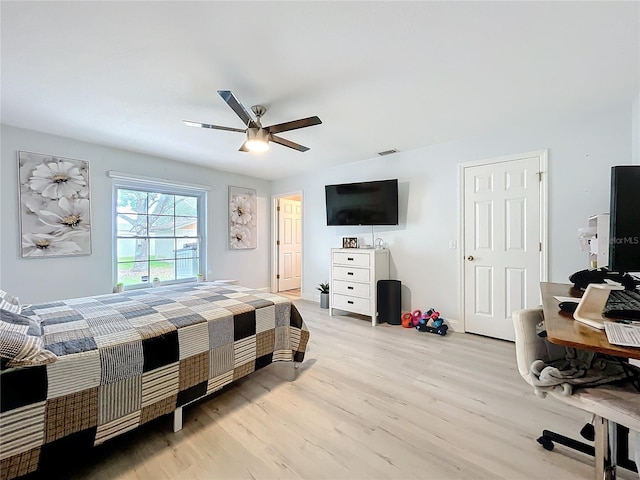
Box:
[460,151,548,341]
[272,192,303,296]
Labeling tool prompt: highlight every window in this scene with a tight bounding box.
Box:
[114,181,206,288]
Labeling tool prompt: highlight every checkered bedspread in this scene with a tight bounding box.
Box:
[0,283,309,480]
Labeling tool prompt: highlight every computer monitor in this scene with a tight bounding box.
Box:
[608,166,640,273]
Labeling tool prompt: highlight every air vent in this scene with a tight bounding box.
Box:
[377,149,399,156]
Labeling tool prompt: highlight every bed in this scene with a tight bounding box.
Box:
[0,283,309,480]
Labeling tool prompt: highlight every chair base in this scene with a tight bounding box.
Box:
[537,425,637,474]
[537,429,595,455]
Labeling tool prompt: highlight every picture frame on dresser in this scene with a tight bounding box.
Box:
[342,237,358,248]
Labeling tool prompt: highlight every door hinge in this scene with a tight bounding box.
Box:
[539,242,542,252]
[276,274,280,279]
[277,206,280,211]
[276,240,280,246]
[536,171,543,182]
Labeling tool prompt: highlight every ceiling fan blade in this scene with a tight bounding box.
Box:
[183,120,246,133]
[266,116,322,134]
[238,141,250,152]
[270,134,310,152]
[217,90,257,128]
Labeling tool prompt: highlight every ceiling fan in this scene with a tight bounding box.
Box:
[184,90,322,153]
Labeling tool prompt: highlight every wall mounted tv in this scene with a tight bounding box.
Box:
[608,165,640,273]
[325,179,398,226]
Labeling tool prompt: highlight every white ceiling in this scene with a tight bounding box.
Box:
[2,1,638,180]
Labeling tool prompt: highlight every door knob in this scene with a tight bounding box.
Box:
[467,255,474,261]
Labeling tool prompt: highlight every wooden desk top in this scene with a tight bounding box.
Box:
[541,282,640,360]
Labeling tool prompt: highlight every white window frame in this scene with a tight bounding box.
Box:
[110,173,208,290]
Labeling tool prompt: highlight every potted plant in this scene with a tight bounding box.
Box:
[152,277,161,288]
[113,282,124,293]
[197,273,205,282]
[317,282,330,309]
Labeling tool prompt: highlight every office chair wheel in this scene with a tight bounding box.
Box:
[580,423,595,441]
[537,436,554,451]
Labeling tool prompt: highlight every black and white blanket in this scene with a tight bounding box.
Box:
[0,283,308,480]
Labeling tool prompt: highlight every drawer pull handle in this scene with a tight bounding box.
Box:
[347,286,354,290]
[347,300,354,304]
[347,257,354,261]
[347,272,354,276]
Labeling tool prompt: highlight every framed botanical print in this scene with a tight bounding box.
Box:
[18,151,92,257]
[229,186,257,249]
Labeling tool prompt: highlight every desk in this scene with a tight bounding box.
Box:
[540,282,640,360]
[541,282,639,478]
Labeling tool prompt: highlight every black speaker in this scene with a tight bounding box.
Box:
[377,280,401,325]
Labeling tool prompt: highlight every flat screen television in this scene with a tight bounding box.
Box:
[608,165,640,273]
[325,179,398,226]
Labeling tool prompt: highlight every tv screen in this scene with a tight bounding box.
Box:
[608,166,640,273]
[325,179,398,226]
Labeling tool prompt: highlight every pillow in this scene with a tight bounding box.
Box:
[0,289,22,314]
[0,309,56,369]
[1,308,41,335]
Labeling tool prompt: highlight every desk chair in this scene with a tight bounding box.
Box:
[513,307,640,479]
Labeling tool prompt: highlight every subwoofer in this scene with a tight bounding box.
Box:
[377,280,401,325]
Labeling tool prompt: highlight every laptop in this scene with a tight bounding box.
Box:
[573,283,625,330]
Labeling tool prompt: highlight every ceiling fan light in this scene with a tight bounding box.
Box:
[246,128,270,152]
[246,139,269,152]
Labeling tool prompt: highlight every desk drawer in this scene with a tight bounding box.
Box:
[333,266,370,283]
[332,293,370,315]
[333,280,370,298]
[333,251,370,267]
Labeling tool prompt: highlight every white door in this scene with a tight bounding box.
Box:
[278,198,302,291]
[463,154,545,341]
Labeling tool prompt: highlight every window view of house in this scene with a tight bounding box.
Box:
[116,188,202,286]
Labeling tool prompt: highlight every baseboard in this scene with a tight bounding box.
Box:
[291,292,464,332]
[301,292,317,302]
[445,317,462,332]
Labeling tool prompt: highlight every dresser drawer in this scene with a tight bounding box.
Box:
[333,266,370,283]
[332,293,370,315]
[333,280,370,298]
[332,251,370,267]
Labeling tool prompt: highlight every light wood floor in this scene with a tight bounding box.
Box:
[277,289,301,301]
[38,299,636,479]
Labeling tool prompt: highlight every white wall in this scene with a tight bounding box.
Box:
[1,125,271,303]
[632,93,639,165]
[272,104,632,325]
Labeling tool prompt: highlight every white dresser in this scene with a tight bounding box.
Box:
[329,248,390,326]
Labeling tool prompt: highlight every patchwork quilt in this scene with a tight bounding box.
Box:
[0,283,309,480]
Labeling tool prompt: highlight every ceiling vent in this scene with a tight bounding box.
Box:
[377,149,399,156]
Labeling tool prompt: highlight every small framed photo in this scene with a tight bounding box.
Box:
[342,237,358,248]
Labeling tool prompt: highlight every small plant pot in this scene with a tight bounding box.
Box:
[197,275,205,282]
[114,284,124,293]
[320,292,329,309]
[152,280,161,288]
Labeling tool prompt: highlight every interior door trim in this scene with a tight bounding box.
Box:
[270,191,304,295]
[458,150,548,334]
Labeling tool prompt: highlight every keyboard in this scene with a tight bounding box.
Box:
[603,289,640,320]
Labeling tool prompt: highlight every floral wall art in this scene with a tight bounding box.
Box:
[18,151,91,258]
[228,186,257,249]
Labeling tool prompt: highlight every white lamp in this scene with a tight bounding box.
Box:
[245,128,270,152]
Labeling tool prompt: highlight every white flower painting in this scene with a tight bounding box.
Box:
[18,151,91,258]
[228,186,257,249]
